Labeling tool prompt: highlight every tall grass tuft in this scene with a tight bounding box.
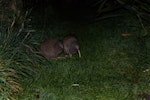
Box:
[0,1,38,99]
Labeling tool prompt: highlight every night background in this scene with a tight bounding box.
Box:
[0,0,150,99]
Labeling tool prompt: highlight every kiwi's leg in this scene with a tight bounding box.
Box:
[69,53,72,57]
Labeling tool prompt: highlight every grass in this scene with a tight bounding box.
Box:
[1,10,150,99]
[16,13,150,100]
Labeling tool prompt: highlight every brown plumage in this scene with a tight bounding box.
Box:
[63,35,81,57]
[40,38,63,59]
[137,93,150,100]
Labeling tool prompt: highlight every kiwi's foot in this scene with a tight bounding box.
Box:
[65,55,72,58]
[56,56,66,59]
[48,56,66,60]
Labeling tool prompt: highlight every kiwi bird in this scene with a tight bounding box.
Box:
[40,38,63,59]
[63,35,81,58]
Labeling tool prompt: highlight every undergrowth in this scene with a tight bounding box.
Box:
[17,13,150,100]
[0,2,150,99]
[0,3,39,99]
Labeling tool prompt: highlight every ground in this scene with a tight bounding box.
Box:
[15,12,150,100]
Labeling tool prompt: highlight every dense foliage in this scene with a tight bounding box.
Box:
[0,0,150,99]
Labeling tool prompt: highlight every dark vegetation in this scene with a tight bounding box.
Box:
[0,0,150,99]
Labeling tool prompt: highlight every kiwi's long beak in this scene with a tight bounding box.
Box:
[77,49,81,58]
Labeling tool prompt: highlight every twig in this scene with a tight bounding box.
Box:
[17,22,24,36]
[22,31,30,43]
[137,14,147,36]
[10,16,16,28]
